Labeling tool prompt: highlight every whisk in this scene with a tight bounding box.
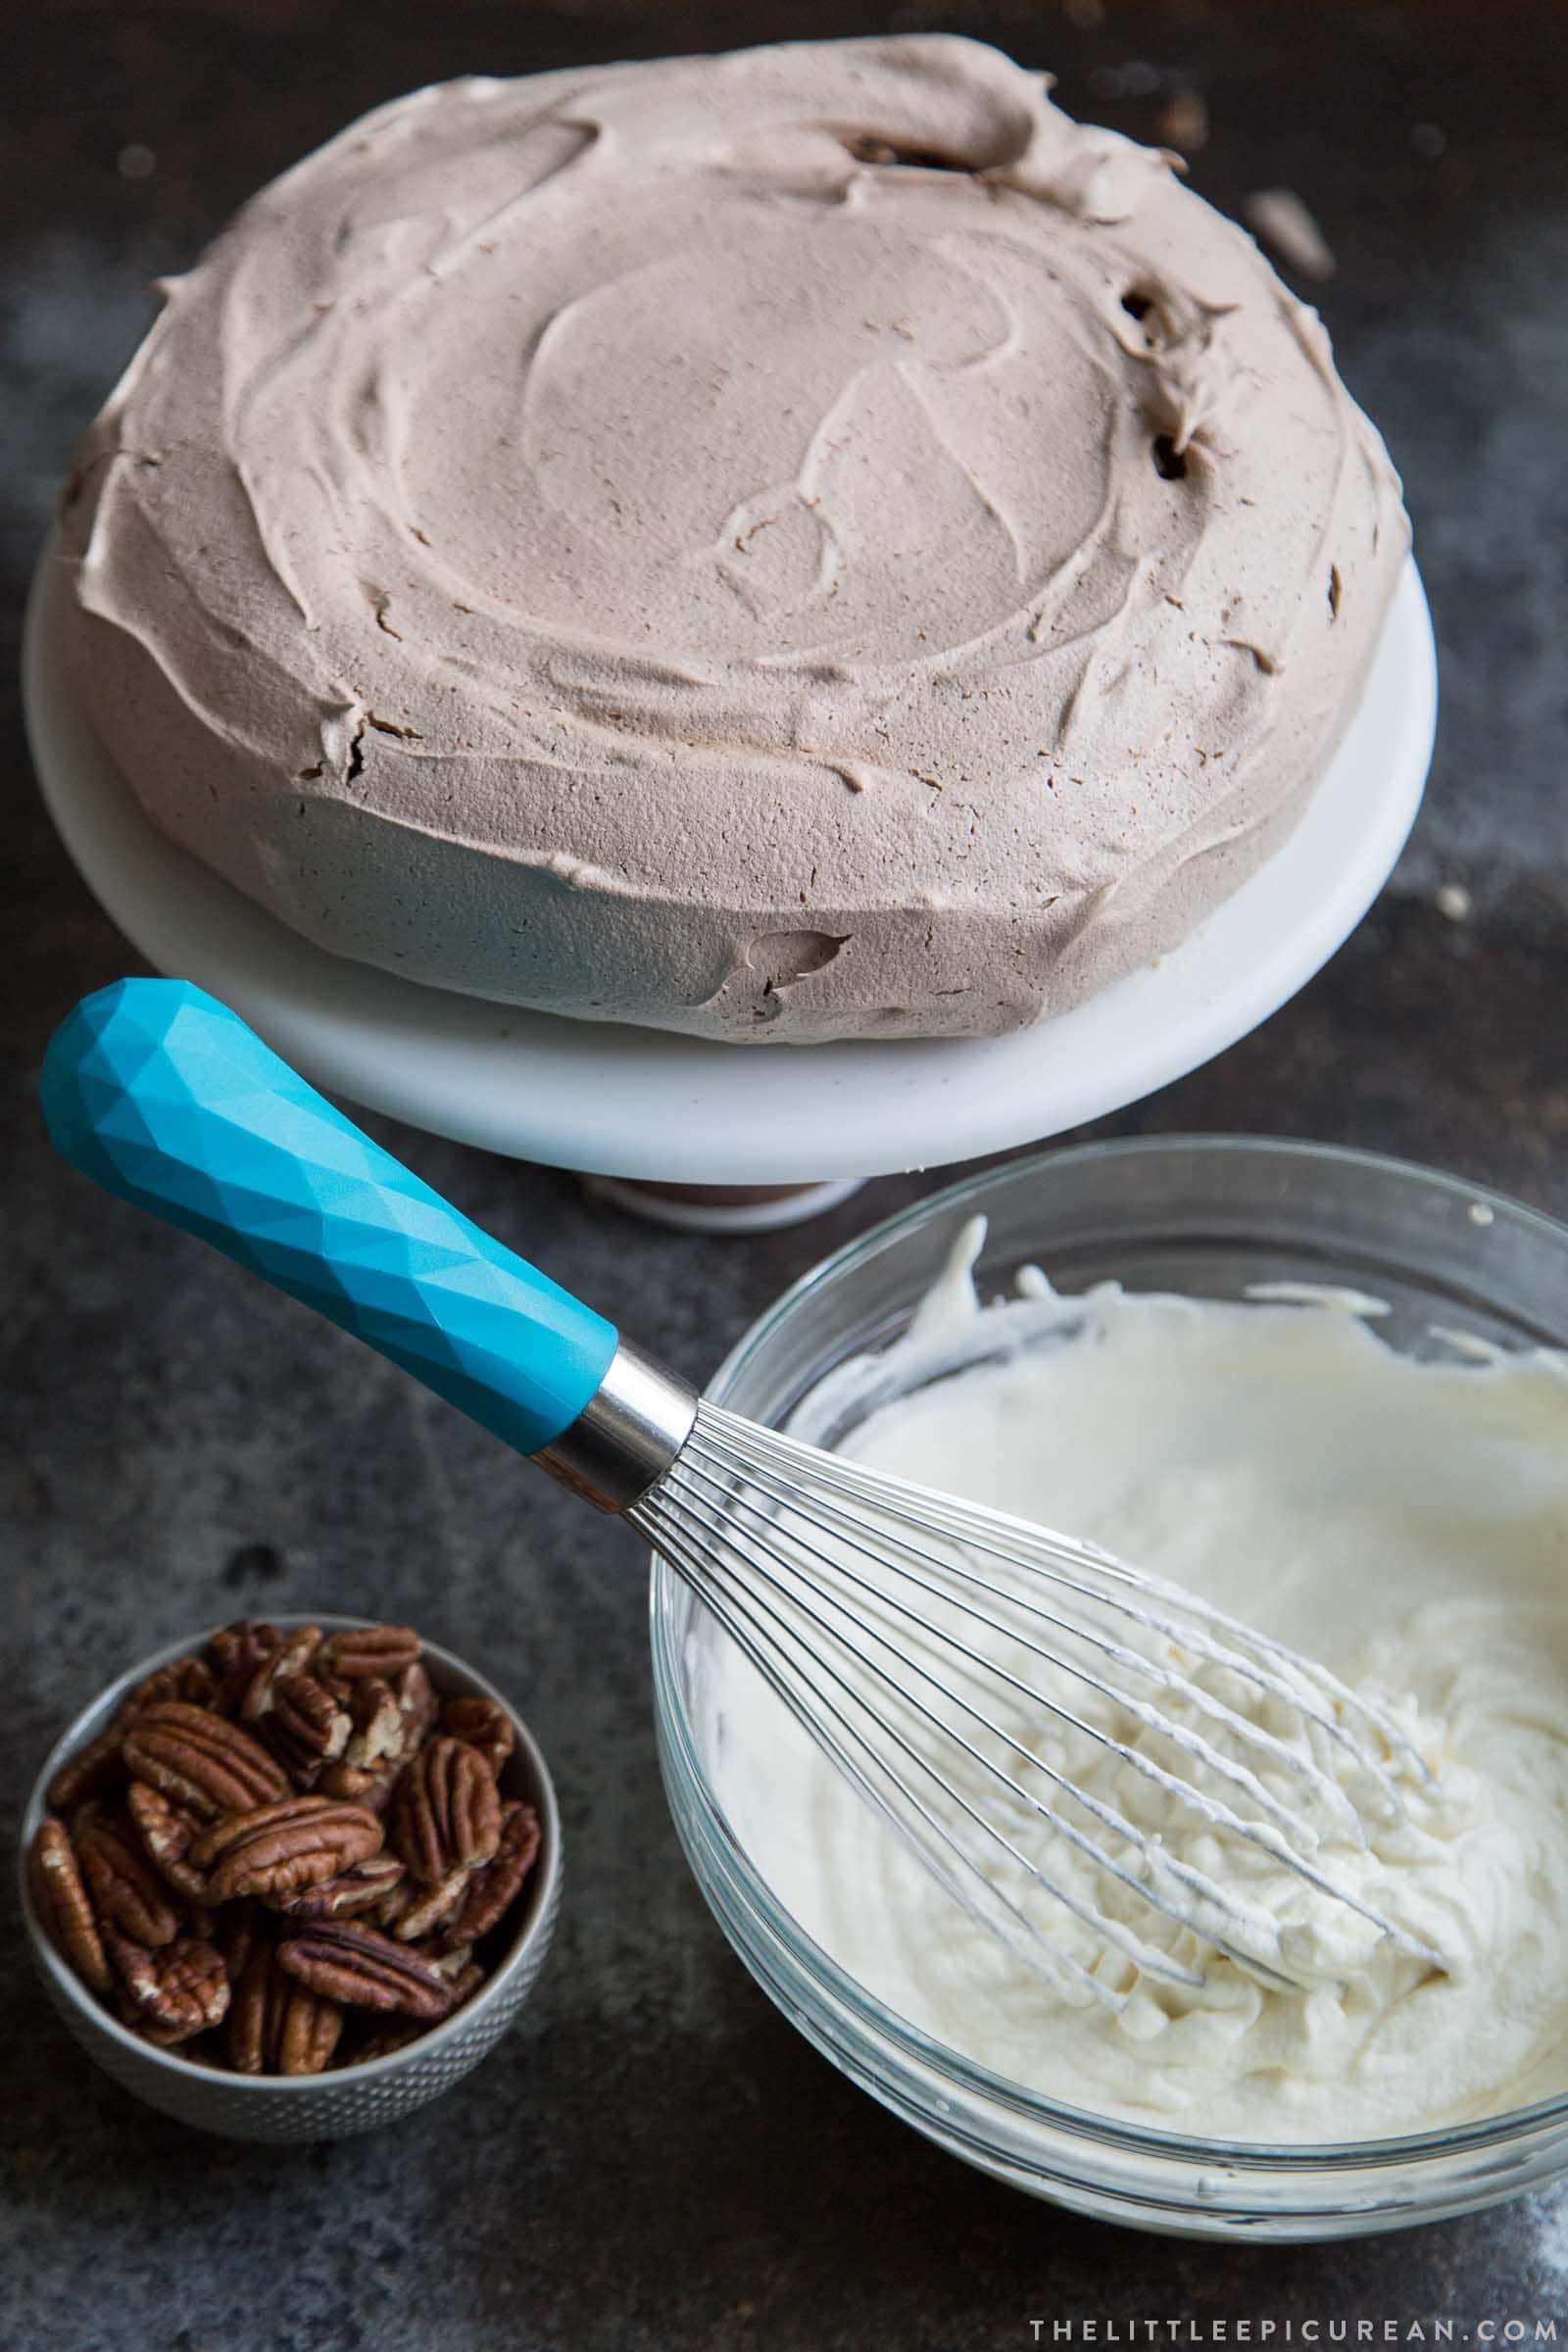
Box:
[41,980,1445,2008]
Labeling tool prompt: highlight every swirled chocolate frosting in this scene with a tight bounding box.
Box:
[62,36,1408,1042]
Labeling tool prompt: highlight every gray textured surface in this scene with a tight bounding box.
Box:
[4,3,1568,2344]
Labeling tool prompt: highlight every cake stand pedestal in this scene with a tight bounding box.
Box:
[24,540,1436,1227]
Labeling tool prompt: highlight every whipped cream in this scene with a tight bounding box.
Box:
[697,1227,1568,2139]
[62,37,1407,1042]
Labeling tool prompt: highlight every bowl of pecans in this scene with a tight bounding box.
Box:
[19,1615,562,2141]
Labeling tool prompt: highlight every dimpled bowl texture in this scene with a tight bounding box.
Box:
[21,1615,562,2142]
[650,1137,1568,2240]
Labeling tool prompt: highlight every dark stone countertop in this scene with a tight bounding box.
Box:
[4,4,1566,2344]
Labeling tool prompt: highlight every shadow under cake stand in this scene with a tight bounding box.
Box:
[24,542,1436,1230]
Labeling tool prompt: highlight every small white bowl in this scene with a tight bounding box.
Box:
[20,1615,563,2142]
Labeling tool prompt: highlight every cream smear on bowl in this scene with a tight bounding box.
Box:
[696,1220,1568,2141]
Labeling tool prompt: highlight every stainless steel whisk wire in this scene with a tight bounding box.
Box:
[633,1402,1445,2010]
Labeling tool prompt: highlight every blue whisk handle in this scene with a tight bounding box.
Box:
[40,978,619,1457]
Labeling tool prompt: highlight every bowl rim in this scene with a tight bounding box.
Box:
[653,1132,1568,2174]
[20,1612,563,2093]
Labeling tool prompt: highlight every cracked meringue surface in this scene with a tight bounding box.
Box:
[62,35,1407,1041]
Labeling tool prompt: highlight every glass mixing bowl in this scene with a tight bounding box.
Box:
[650,1137,1568,2240]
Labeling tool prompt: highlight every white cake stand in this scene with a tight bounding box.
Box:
[24,538,1435,1190]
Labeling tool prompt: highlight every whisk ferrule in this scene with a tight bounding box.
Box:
[535,1340,698,1511]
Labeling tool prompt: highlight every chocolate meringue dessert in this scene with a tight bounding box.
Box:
[61,36,1407,1044]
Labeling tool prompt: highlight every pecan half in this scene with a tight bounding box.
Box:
[258,1673,351,1786]
[318,1625,420,1683]
[119,1652,216,1720]
[28,1817,111,1994]
[74,1804,181,1947]
[318,1758,397,1814]
[370,1876,416,1931]
[107,1926,230,2042]
[392,1738,502,1887]
[447,1800,541,1947]
[441,1695,515,1780]
[206,1621,281,1715]
[239,1625,322,1725]
[337,1678,406,1771]
[125,1780,211,1902]
[387,1872,468,1943]
[46,1724,127,1815]
[396,1943,483,2002]
[276,1921,458,2020]
[193,1795,384,1904]
[135,2015,206,2051]
[215,1899,260,1984]
[122,1701,288,1819]
[449,1960,486,2005]
[112,1986,187,2047]
[340,1947,486,2060]
[395,1660,439,1750]
[274,1851,406,1923]
[424,1937,472,1976]
[227,1936,344,2077]
[279,1977,343,2076]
